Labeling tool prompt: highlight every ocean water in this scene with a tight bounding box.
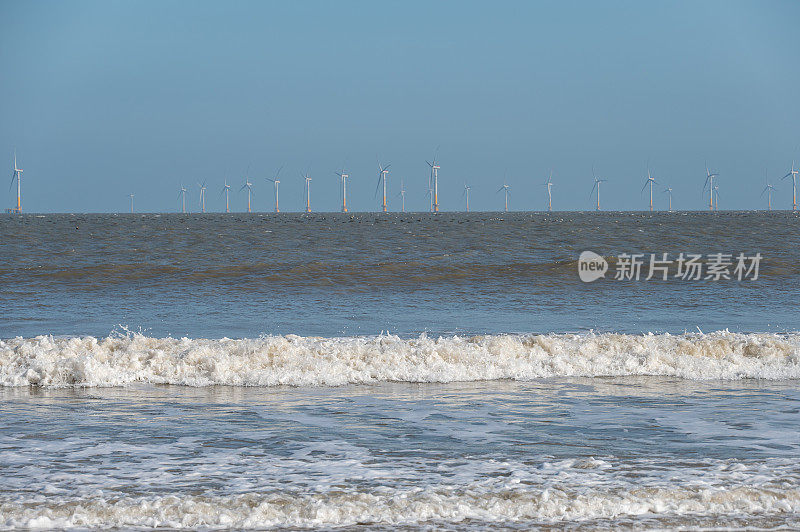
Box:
[1,211,799,529]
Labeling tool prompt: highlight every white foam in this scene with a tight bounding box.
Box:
[1,331,798,387]
[1,484,798,529]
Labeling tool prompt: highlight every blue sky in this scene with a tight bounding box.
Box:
[1,0,799,212]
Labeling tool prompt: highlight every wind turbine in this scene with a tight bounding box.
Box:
[426,154,440,212]
[8,150,23,213]
[335,167,349,213]
[397,178,406,212]
[178,184,187,213]
[240,178,253,213]
[544,171,553,212]
[703,164,719,211]
[783,161,798,211]
[129,193,134,213]
[463,183,471,212]
[713,185,720,210]
[762,170,775,211]
[198,181,207,213]
[221,180,231,213]
[642,168,657,212]
[663,186,673,212]
[590,168,607,211]
[376,162,390,212]
[265,166,282,213]
[302,173,312,213]
[497,183,510,212]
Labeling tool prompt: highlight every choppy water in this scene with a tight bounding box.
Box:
[1,211,799,529]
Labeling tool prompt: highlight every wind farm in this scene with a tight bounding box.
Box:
[6,151,800,214]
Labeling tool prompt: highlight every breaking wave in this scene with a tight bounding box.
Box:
[1,331,799,387]
[2,484,798,529]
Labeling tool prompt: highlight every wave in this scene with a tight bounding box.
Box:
[2,484,798,529]
[1,331,798,387]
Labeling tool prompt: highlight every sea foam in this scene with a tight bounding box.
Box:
[1,331,798,387]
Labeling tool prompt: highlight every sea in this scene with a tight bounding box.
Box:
[0,211,799,530]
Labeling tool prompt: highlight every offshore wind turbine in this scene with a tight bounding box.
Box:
[178,184,187,213]
[335,168,349,213]
[783,161,798,211]
[265,166,282,213]
[463,183,471,212]
[376,162,390,212]
[762,170,775,211]
[713,185,720,210]
[397,178,406,212]
[302,173,312,213]
[497,183,510,212]
[198,181,207,213]
[240,178,253,213]
[663,186,673,212]
[426,154,440,212]
[544,171,553,212]
[703,164,719,211]
[8,150,23,213]
[129,193,134,213]
[642,168,657,212]
[590,168,607,211]
[221,180,231,213]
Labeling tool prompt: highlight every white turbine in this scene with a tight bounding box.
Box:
[129,193,134,213]
[266,166,282,213]
[303,173,312,213]
[397,178,406,213]
[335,167,349,213]
[463,183,471,212]
[376,162,390,213]
[240,178,253,213]
[497,183,510,212]
[426,153,440,212]
[178,184,187,213]
[663,186,673,212]
[544,171,553,212]
[221,180,231,213]
[703,163,719,211]
[8,150,23,214]
[198,181,207,213]
[762,170,775,211]
[590,167,607,211]
[782,161,798,211]
[642,168,657,212]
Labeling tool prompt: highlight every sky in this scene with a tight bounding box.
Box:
[1,0,799,213]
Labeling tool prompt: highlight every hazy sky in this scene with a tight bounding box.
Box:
[1,0,799,213]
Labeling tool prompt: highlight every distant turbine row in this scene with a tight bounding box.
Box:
[5,151,800,213]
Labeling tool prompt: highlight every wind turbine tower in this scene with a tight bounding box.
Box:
[762,170,775,211]
[303,173,312,213]
[663,186,673,212]
[222,180,231,213]
[198,181,207,213]
[463,183,471,212]
[241,178,253,213]
[266,167,282,213]
[129,194,134,213]
[591,169,606,211]
[704,165,718,211]
[376,163,390,212]
[398,178,406,212]
[178,184,187,213]
[783,161,798,211]
[545,171,553,212]
[336,168,349,213]
[8,150,23,213]
[497,183,510,212]
[642,168,657,212]
[426,156,440,212]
